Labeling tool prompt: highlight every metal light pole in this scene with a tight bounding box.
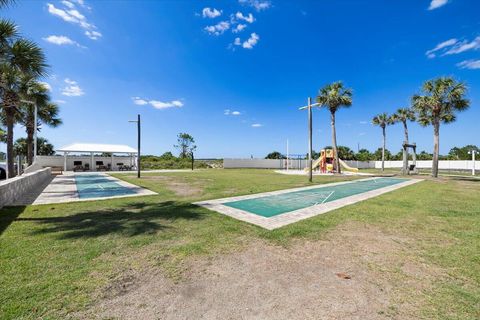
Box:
[299,97,321,182]
[468,150,476,176]
[128,114,141,178]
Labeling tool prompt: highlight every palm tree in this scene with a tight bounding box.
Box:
[316,81,353,173]
[19,80,61,165]
[412,77,469,177]
[372,112,393,172]
[0,0,16,8]
[392,107,415,144]
[0,20,48,177]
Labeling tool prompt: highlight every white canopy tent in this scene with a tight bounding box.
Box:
[57,143,138,171]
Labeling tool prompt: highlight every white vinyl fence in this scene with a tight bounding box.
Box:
[224,158,480,171]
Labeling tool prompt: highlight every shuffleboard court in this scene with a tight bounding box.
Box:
[75,174,138,198]
[195,177,422,230]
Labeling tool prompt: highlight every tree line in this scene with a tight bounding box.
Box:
[266,144,479,162]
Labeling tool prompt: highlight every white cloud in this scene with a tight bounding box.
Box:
[232,33,260,49]
[428,0,448,10]
[46,2,100,40]
[239,0,271,11]
[204,21,230,35]
[62,78,84,96]
[150,100,183,109]
[85,30,102,40]
[242,33,259,49]
[224,109,241,115]
[235,12,255,23]
[251,123,263,127]
[133,97,183,110]
[38,82,52,91]
[202,7,222,18]
[55,99,66,104]
[132,97,148,105]
[61,0,75,9]
[43,35,80,46]
[233,24,247,33]
[425,38,457,58]
[457,59,480,70]
[444,36,480,55]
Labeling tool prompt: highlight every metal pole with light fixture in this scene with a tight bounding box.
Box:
[299,97,321,182]
[129,114,141,178]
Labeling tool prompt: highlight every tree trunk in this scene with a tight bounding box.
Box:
[26,125,34,166]
[403,120,409,173]
[382,126,386,172]
[403,121,409,144]
[5,106,15,178]
[330,111,341,173]
[432,119,440,178]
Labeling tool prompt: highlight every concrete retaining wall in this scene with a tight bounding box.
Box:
[0,168,51,207]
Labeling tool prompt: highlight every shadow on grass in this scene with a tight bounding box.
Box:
[449,176,480,183]
[16,201,206,239]
[0,206,26,236]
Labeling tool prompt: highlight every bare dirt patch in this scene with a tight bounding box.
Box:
[143,175,204,197]
[79,222,441,320]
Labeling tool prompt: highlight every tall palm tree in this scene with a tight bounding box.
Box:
[392,107,415,144]
[316,81,353,173]
[19,80,61,165]
[372,112,393,172]
[412,77,469,177]
[0,20,48,177]
[0,0,16,8]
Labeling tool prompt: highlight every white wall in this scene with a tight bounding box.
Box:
[34,155,136,171]
[224,158,480,171]
[224,158,310,169]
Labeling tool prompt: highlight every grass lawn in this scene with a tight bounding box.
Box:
[1,169,479,319]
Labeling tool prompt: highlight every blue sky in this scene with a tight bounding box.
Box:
[2,0,479,158]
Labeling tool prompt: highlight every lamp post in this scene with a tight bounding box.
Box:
[299,97,321,182]
[468,150,476,176]
[128,114,141,178]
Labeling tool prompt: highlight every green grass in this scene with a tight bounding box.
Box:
[1,169,479,319]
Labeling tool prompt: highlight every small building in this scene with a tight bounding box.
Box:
[34,143,138,172]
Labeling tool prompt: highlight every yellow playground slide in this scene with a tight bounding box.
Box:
[339,159,359,172]
[304,158,323,172]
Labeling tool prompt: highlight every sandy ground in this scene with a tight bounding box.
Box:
[77,220,440,320]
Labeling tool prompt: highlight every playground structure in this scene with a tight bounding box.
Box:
[305,148,359,174]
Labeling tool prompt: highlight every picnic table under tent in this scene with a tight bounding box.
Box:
[56,143,138,172]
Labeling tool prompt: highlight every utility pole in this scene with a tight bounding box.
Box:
[299,97,320,183]
[129,114,141,178]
